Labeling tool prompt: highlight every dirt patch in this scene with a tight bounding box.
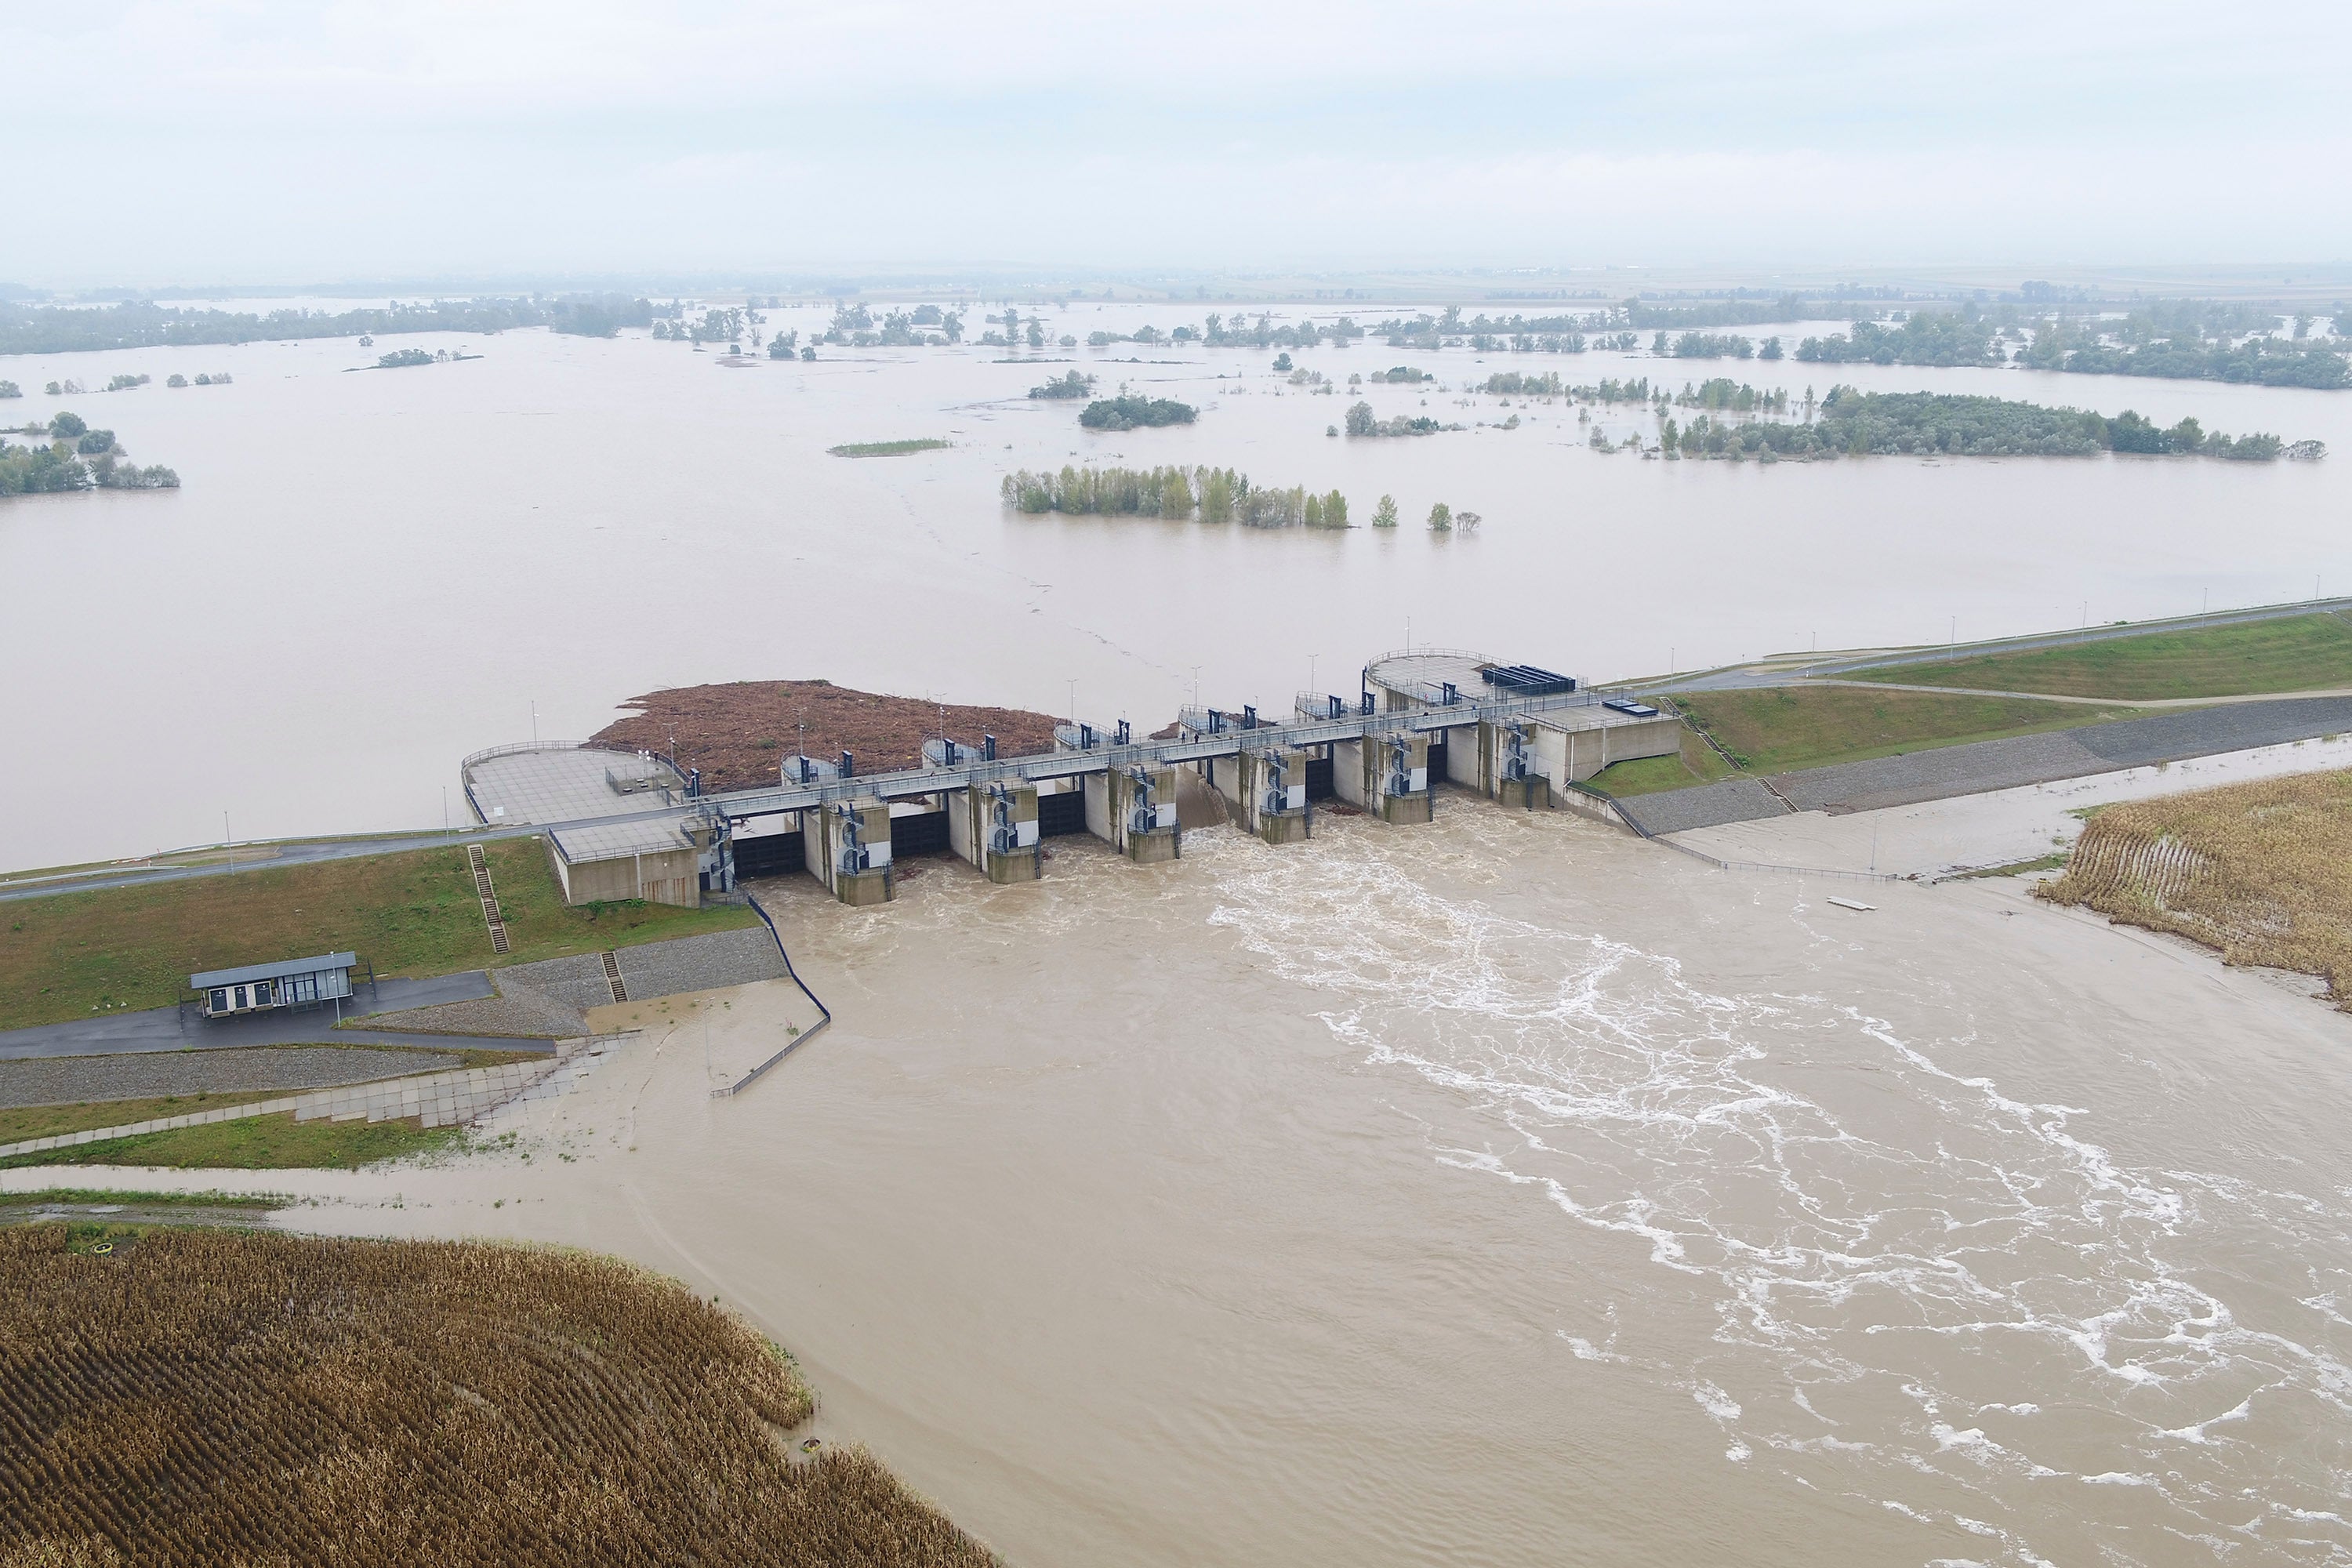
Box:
[592,680,1065,792]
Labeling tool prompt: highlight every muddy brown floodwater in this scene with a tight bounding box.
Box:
[49,804,2349,1566]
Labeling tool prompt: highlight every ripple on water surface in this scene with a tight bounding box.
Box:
[1199,812,2352,1566]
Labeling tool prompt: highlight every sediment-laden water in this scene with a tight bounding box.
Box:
[224,807,2352,1566]
[4,301,2350,867]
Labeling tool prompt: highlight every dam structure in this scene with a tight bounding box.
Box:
[460,652,1681,906]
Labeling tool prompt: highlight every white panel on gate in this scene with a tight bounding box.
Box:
[1156,803,1177,829]
[1016,819,1039,847]
[868,842,893,868]
[1409,767,1426,791]
[1286,784,1306,810]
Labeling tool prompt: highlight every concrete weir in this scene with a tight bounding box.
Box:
[459,648,1678,914]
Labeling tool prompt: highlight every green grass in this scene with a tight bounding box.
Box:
[828,437,949,457]
[0,1186,285,1208]
[0,837,755,1031]
[0,1094,276,1145]
[1958,852,2072,878]
[1678,687,2146,775]
[0,1111,461,1171]
[1846,612,2352,701]
[1584,734,1739,797]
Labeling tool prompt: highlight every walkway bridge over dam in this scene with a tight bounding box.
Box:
[462,652,1683,908]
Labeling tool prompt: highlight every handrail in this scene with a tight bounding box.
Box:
[706,686,1619,820]
[710,891,833,1097]
[459,739,592,771]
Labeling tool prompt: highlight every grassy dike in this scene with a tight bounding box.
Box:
[0,837,757,1032]
[1846,610,2352,700]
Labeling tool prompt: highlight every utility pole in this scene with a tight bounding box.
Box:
[531,699,538,746]
[224,811,233,874]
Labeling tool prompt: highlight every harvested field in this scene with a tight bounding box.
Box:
[2037,767,2352,1007]
[593,678,1062,791]
[0,1228,997,1567]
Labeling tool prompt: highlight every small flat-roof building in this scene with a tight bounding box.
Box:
[191,952,357,1019]
[546,815,709,908]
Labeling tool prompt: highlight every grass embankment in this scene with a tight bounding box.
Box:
[1585,731,1740,797]
[0,1111,461,1171]
[2037,768,2352,1007]
[0,1229,996,1566]
[0,838,756,1031]
[0,1187,282,1209]
[1846,611,2352,700]
[1675,687,2144,775]
[829,437,949,457]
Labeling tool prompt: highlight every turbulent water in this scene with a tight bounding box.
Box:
[1191,814,2352,1564]
[5,299,2352,868]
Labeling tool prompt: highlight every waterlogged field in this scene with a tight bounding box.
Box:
[4,299,2352,867]
[2040,764,2352,1003]
[0,1226,993,1566]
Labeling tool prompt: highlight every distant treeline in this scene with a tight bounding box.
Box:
[1657,387,2321,462]
[0,296,659,354]
[1789,306,2350,388]
[1001,465,1349,528]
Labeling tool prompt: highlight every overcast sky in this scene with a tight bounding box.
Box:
[9,1,2350,286]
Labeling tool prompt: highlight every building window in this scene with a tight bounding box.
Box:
[209,989,228,1012]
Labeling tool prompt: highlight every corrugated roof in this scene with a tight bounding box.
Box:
[190,952,358,989]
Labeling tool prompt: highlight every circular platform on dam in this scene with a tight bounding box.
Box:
[1366,650,1503,703]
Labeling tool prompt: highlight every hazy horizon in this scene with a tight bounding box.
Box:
[9,1,2351,287]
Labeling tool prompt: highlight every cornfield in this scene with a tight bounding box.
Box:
[2036,767,2352,1008]
[0,1227,998,1567]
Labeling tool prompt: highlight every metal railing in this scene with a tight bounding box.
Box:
[459,739,590,772]
[704,687,1618,822]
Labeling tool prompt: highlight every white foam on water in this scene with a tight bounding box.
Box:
[1198,818,2352,1566]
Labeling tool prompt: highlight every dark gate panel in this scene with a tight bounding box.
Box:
[1304,756,1335,801]
[891,810,952,856]
[1427,734,1450,783]
[1038,789,1089,837]
[733,830,804,878]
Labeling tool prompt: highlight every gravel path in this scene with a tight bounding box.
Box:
[615,927,787,1000]
[1616,779,1791,836]
[0,1045,463,1109]
[362,971,588,1038]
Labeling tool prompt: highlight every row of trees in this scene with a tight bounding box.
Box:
[1648,387,2317,461]
[1651,332,1784,361]
[0,296,590,354]
[0,440,178,494]
[1000,465,1349,528]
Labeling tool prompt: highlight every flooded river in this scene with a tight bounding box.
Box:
[3,301,2350,868]
[72,808,2351,1566]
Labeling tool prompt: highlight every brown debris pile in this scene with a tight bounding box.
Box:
[593,679,1063,790]
[0,1225,997,1566]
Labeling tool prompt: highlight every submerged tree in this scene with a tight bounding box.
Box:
[1370,494,1399,528]
[1428,502,1453,531]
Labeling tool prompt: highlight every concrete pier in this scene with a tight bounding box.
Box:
[950,781,1042,883]
[1334,730,1432,824]
[1087,763,1182,862]
[1210,746,1312,844]
[808,801,893,905]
